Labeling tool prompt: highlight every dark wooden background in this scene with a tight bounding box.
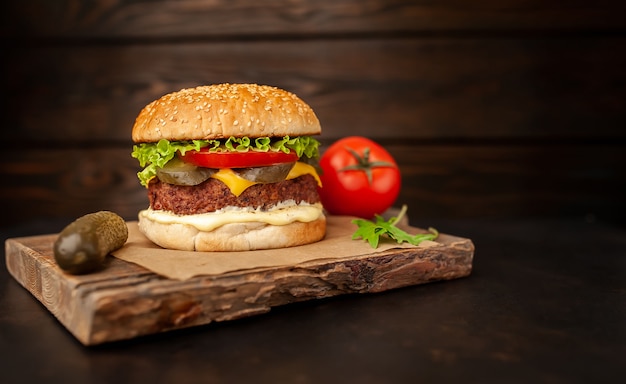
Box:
[1,0,625,229]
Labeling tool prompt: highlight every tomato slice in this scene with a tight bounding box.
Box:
[179,149,299,168]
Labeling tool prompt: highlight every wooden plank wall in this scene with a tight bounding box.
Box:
[1,0,625,229]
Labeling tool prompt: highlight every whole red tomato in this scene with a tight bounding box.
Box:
[318,136,401,219]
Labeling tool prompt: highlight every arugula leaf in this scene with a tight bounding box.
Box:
[352,205,438,248]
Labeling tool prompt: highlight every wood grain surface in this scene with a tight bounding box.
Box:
[5,227,474,345]
[4,38,625,143]
[1,0,624,226]
[3,1,624,37]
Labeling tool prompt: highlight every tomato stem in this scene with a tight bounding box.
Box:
[339,147,395,185]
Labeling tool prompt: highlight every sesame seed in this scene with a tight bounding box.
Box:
[233,120,239,126]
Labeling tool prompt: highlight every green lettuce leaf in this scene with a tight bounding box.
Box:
[131,135,320,187]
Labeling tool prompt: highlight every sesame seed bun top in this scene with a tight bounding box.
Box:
[131,84,321,143]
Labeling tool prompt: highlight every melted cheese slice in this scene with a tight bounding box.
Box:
[140,203,323,232]
[211,162,321,197]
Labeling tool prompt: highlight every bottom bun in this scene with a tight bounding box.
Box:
[138,211,326,251]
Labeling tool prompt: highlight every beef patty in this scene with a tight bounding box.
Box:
[147,174,321,215]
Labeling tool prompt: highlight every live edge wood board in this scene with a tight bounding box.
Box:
[5,230,474,346]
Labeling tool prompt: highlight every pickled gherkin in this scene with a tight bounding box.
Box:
[53,211,128,274]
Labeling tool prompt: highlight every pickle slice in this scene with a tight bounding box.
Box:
[234,162,295,183]
[156,157,216,186]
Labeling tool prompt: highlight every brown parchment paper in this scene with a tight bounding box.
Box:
[111,215,438,280]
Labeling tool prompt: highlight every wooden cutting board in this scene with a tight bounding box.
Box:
[5,224,474,346]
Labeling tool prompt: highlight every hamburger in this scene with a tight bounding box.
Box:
[131,84,326,251]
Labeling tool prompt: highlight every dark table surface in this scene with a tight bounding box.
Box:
[1,216,625,384]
